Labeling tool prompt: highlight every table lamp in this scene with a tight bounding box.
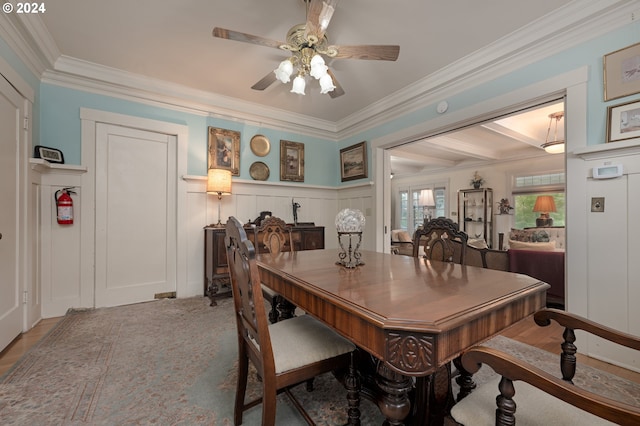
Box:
[419,189,436,222]
[207,168,232,227]
[533,195,556,227]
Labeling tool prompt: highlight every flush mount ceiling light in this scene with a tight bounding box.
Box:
[541,111,565,154]
[212,0,399,97]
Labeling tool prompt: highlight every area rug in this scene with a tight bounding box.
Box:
[1,297,637,425]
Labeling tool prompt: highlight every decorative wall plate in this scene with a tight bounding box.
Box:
[250,134,270,157]
[249,161,270,180]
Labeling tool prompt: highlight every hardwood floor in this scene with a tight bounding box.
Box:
[0,317,61,376]
[501,315,640,383]
[1,313,639,383]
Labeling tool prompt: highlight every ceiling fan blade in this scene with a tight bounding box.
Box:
[212,27,284,50]
[332,44,400,61]
[327,69,345,98]
[305,0,338,43]
[251,72,278,91]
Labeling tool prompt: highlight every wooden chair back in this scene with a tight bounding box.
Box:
[225,216,360,426]
[412,217,468,264]
[464,244,509,271]
[225,217,274,378]
[257,216,293,254]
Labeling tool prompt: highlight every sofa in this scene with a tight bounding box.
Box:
[507,227,565,308]
[390,229,414,256]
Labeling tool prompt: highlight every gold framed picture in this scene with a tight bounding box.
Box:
[603,41,640,101]
[280,140,304,182]
[607,99,640,143]
[208,127,240,176]
[340,141,368,182]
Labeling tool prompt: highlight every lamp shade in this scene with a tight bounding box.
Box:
[419,189,436,207]
[542,140,565,154]
[290,75,306,95]
[274,59,293,83]
[207,168,232,195]
[532,195,556,213]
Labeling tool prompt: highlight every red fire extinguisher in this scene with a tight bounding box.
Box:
[55,187,76,225]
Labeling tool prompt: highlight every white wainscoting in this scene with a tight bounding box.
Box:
[184,177,376,300]
[30,161,87,318]
[576,141,640,373]
[33,166,374,317]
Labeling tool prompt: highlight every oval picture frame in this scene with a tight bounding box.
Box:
[250,134,271,157]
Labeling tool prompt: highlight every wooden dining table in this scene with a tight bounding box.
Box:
[257,249,549,425]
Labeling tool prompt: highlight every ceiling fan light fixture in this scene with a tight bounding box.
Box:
[274,59,294,83]
[309,54,328,79]
[291,75,306,95]
[319,73,336,93]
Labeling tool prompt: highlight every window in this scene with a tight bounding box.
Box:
[513,172,565,228]
[397,186,446,235]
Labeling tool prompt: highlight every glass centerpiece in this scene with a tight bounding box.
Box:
[335,208,365,268]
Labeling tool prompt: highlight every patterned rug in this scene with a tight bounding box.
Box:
[1,297,637,425]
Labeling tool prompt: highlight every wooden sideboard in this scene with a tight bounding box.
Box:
[204,224,325,305]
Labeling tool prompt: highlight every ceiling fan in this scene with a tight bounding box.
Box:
[212,0,400,98]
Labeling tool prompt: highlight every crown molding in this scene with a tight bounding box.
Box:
[0,13,50,78]
[334,0,637,139]
[8,0,638,140]
[45,55,340,140]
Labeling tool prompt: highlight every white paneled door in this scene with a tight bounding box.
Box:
[95,124,177,307]
[0,76,25,351]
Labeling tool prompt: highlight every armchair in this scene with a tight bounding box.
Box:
[450,308,640,425]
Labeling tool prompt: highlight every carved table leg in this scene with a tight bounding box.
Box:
[277,298,296,321]
[411,363,454,426]
[345,353,362,426]
[374,361,413,425]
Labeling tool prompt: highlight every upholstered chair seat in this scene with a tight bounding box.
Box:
[265,314,355,374]
[451,375,618,425]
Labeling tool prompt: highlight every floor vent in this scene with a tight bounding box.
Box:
[154,291,177,299]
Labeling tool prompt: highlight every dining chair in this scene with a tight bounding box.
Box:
[412,217,469,264]
[411,217,470,420]
[256,216,295,323]
[224,216,361,426]
[450,308,640,425]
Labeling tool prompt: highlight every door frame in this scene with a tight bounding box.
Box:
[80,108,188,307]
[0,56,36,332]
[372,67,588,312]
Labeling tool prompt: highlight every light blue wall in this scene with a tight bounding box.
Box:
[39,84,339,185]
[340,20,640,183]
[3,19,639,187]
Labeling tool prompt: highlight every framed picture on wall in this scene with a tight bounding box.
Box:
[340,141,368,182]
[280,140,304,182]
[607,99,640,143]
[208,127,240,176]
[603,41,640,101]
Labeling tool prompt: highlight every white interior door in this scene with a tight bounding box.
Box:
[95,123,177,307]
[0,76,25,351]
